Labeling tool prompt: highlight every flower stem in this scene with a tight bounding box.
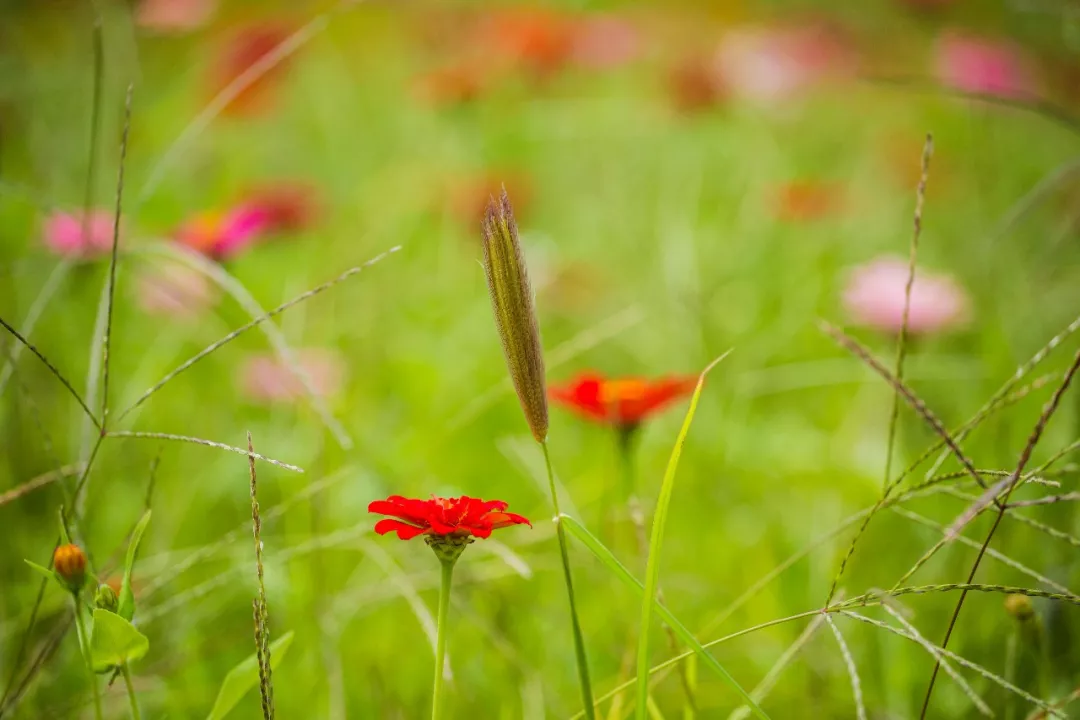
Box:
[541,440,596,720]
[121,663,141,720]
[71,596,102,720]
[432,558,455,720]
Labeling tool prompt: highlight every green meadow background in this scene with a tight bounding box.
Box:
[2,0,1080,717]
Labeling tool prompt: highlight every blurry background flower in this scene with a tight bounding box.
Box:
[42,210,118,259]
[136,260,218,319]
[549,372,698,430]
[667,55,726,113]
[843,255,971,334]
[239,348,345,404]
[570,14,641,70]
[714,23,856,106]
[212,22,294,115]
[136,0,216,32]
[935,32,1035,99]
[446,171,532,227]
[770,179,844,222]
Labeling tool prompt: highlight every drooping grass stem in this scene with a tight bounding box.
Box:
[541,441,596,720]
[431,558,455,720]
[71,595,102,720]
[121,663,141,720]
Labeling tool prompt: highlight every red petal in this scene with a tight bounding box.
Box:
[368,499,428,526]
[549,373,610,423]
[621,376,698,422]
[374,519,426,540]
[487,511,531,529]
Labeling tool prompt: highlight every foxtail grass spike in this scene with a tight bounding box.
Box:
[481,189,548,443]
[248,433,275,719]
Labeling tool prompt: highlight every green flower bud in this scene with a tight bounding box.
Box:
[94,583,119,614]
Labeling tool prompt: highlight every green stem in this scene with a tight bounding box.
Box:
[432,558,455,720]
[121,663,141,720]
[542,441,596,720]
[71,596,102,720]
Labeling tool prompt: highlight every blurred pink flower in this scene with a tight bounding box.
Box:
[935,33,1034,99]
[239,349,345,404]
[843,256,970,335]
[43,210,118,258]
[714,24,854,105]
[571,16,640,69]
[174,184,316,260]
[136,0,215,32]
[136,260,217,319]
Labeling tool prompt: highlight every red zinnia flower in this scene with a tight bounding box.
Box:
[369,495,531,541]
[549,372,698,428]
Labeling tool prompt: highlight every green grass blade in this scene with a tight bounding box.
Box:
[634,353,760,719]
[561,514,768,719]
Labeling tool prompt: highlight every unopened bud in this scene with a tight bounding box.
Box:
[1004,593,1035,621]
[481,189,549,443]
[53,544,87,593]
[94,584,119,613]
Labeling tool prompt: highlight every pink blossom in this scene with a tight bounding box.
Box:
[136,0,216,32]
[713,24,854,105]
[935,33,1034,99]
[43,210,118,258]
[136,260,217,319]
[239,349,345,404]
[175,185,316,260]
[571,16,640,69]
[843,256,970,335]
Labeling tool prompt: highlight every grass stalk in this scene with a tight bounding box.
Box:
[432,558,455,720]
[121,663,141,720]
[71,596,102,720]
[541,440,595,720]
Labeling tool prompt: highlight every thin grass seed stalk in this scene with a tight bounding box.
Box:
[481,189,548,442]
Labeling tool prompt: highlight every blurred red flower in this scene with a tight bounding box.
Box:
[549,372,698,429]
[447,171,532,227]
[482,7,576,78]
[414,62,489,107]
[369,495,531,540]
[212,23,293,115]
[174,184,315,260]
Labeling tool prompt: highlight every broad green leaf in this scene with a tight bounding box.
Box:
[119,510,152,621]
[206,631,294,720]
[560,515,769,720]
[90,609,149,672]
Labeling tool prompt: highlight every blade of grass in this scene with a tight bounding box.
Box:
[883,133,934,493]
[560,513,767,719]
[823,614,867,720]
[636,352,742,720]
[727,611,825,720]
[107,431,303,473]
[0,259,73,398]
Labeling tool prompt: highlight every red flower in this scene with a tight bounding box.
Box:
[549,372,698,428]
[369,495,531,541]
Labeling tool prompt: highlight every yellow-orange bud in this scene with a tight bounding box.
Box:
[53,544,87,593]
[481,189,549,442]
[1004,593,1035,621]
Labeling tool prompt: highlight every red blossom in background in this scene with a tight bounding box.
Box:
[549,372,698,429]
[770,180,844,222]
[935,32,1034,100]
[212,22,294,115]
[369,495,531,540]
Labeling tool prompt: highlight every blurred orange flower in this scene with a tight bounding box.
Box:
[770,180,843,222]
[550,372,698,430]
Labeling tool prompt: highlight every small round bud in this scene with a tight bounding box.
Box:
[94,584,119,613]
[1004,593,1035,621]
[53,544,87,593]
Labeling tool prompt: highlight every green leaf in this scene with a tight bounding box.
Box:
[119,510,152,621]
[560,514,769,720]
[206,631,294,720]
[90,609,149,673]
[24,559,63,592]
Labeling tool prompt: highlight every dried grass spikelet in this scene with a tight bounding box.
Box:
[481,188,549,442]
